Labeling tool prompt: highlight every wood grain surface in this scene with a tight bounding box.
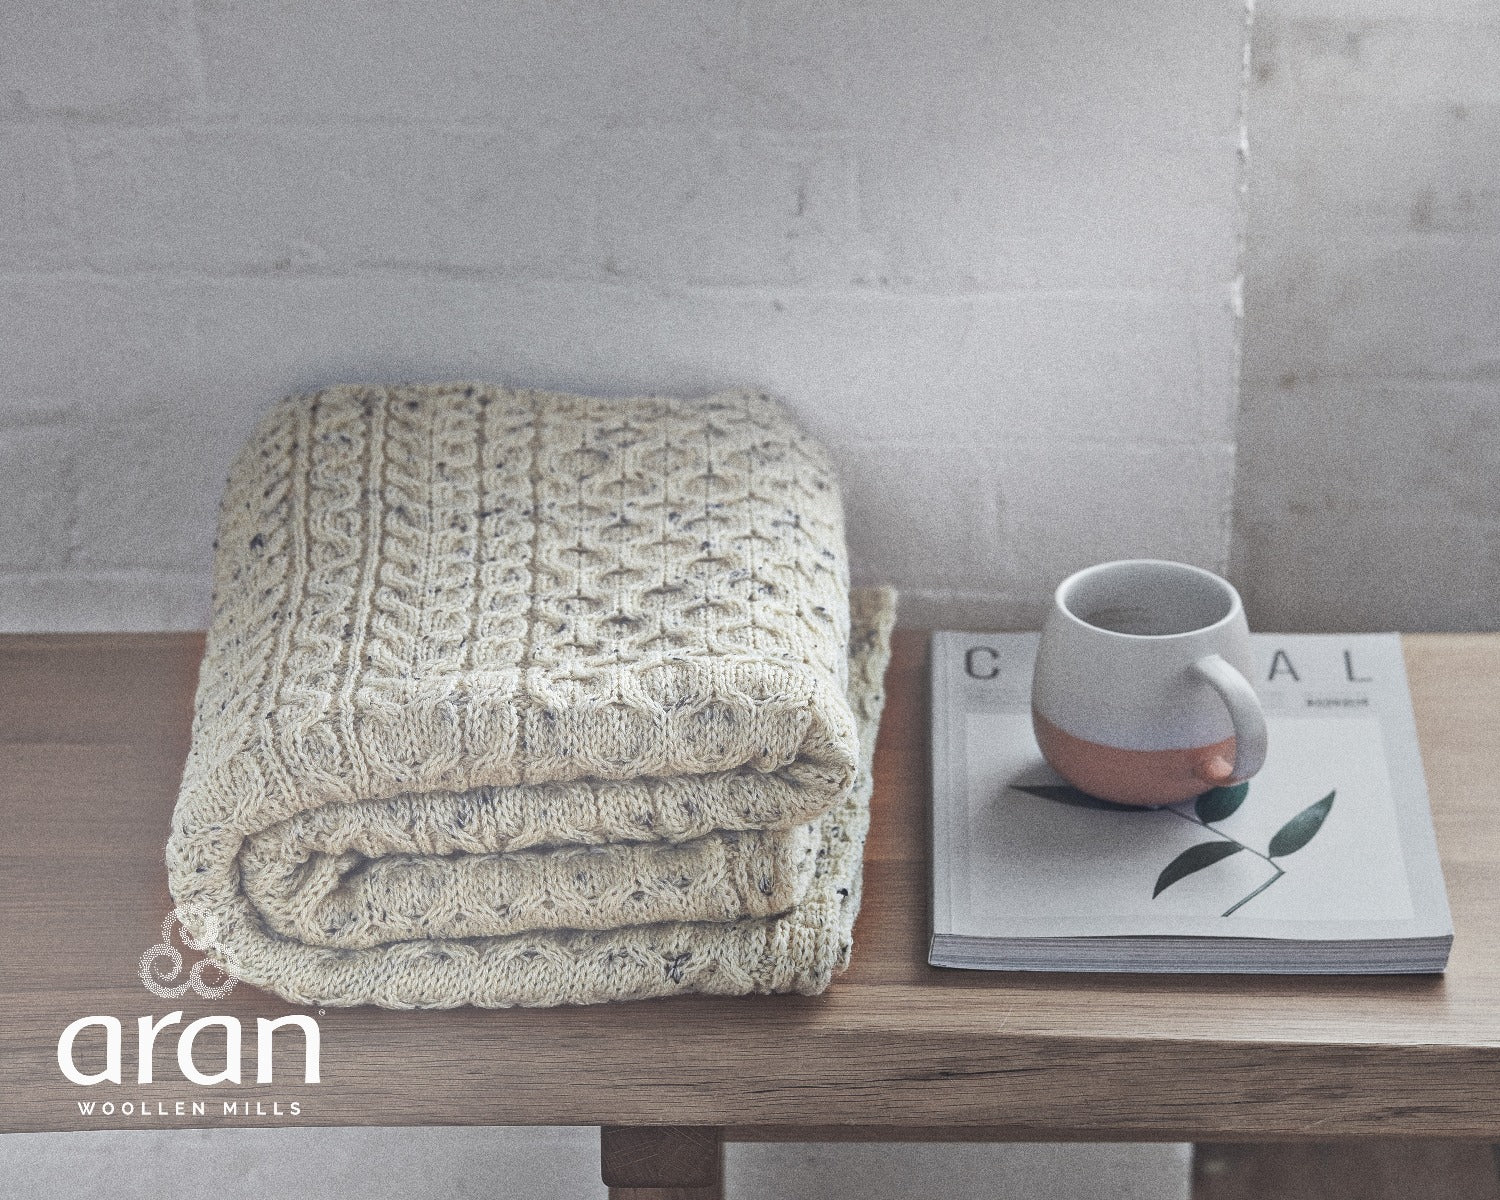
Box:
[2,632,1499,1138]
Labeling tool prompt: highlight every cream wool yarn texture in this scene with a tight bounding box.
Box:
[167,383,896,1007]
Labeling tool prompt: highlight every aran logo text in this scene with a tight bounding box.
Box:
[57,1012,321,1086]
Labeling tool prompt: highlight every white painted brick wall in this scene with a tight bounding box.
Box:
[0,0,1248,632]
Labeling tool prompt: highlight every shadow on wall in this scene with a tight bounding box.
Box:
[1230,0,1500,633]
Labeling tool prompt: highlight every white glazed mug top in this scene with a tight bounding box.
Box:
[1056,559,1238,640]
[1031,560,1268,806]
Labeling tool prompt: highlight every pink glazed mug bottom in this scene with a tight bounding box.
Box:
[1032,709,1237,808]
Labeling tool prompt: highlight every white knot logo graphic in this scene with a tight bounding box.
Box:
[139,906,240,1000]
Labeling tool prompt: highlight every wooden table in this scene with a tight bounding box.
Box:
[3,632,1499,1199]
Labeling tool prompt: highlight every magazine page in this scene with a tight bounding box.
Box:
[932,633,1453,943]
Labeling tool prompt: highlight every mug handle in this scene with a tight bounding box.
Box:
[1190,654,1269,785]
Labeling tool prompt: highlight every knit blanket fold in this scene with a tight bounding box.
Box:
[168,383,894,1008]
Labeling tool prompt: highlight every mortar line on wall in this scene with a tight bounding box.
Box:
[836,437,1238,452]
[0,263,1222,304]
[57,402,83,570]
[1240,371,1500,388]
[178,0,210,114]
[0,565,205,578]
[0,112,875,136]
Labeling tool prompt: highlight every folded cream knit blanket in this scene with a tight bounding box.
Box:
[167,383,895,1008]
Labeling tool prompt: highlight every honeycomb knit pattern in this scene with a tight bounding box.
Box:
[167,383,895,1008]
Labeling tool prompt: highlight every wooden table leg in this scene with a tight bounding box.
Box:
[601,1125,725,1200]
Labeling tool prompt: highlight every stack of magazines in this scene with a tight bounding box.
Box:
[929,632,1453,974]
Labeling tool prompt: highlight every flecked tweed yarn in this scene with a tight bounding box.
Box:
[167,383,896,1008]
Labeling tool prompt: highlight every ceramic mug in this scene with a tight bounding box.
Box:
[1031,559,1268,807]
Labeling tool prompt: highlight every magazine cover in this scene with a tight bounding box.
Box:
[931,633,1454,958]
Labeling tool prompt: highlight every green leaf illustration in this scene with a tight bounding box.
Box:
[1153,840,1244,898]
[1267,790,1336,858]
[1013,784,1142,813]
[1195,781,1250,824]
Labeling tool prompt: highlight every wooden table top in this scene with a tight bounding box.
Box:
[3,631,1499,1139]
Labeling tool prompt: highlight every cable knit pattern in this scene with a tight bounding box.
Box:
[167,383,895,1007]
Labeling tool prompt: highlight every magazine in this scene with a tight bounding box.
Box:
[929,632,1453,973]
